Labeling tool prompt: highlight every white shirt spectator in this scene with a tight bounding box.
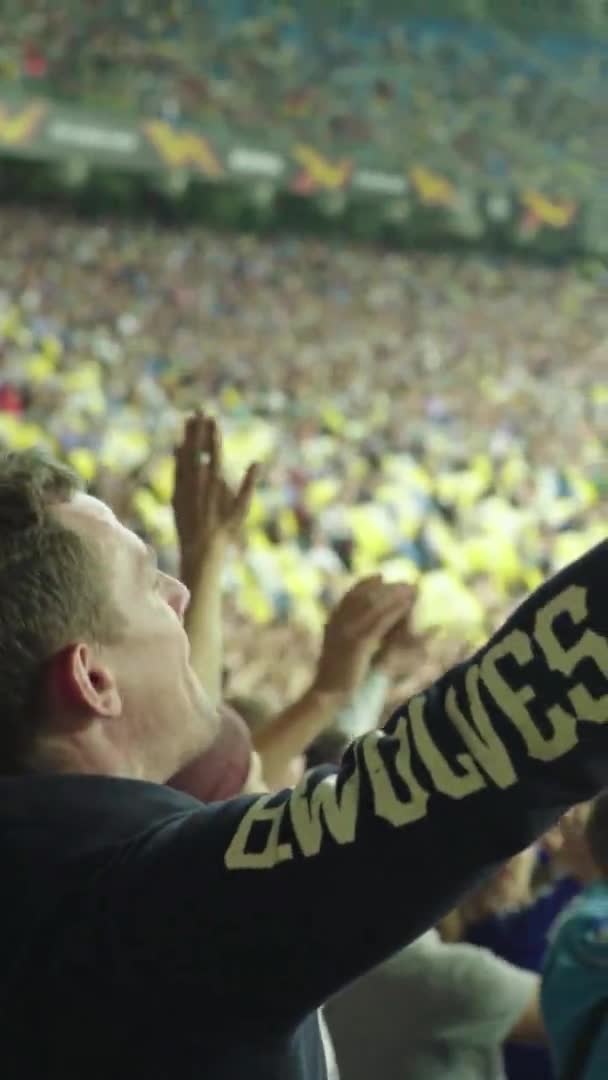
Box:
[325,929,538,1080]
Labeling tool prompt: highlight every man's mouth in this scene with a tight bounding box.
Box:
[167,704,253,802]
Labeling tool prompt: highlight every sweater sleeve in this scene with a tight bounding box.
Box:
[106,541,608,1028]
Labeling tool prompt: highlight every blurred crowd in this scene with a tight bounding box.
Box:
[0,1,605,190]
[0,204,605,708]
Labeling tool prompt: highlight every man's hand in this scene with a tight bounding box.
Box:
[173,412,258,588]
[373,585,419,676]
[555,803,597,884]
[312,576,412,703]
[172,413,257,703]
[252,577,411,790]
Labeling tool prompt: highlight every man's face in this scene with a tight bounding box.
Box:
[56,493,220,781]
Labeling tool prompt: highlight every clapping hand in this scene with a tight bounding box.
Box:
[373,585,419,676]
[312,576,412,703]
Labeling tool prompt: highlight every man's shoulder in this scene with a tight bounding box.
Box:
[0,773,204,853]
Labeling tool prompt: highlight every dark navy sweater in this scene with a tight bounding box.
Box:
[1,542,608,1078]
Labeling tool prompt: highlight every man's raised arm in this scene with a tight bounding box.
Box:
[109,541,608,1029]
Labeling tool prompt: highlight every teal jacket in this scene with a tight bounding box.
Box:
[543,882,608,1080]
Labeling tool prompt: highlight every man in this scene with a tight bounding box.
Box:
[0,445,607,1079]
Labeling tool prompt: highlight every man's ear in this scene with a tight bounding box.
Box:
[48,643,122,728]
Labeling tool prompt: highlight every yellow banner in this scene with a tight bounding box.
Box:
[409,166,456,207]
[142,121,223,179]
[0,101,47,146]
[521,191,577,229]
[292,145,352,191]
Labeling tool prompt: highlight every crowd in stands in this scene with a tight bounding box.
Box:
[1,1,606,192]
[0,204,605,713]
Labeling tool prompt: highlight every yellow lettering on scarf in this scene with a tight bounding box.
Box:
[535,586,608,723]
[409,694,486,798]
[445,664,517,788]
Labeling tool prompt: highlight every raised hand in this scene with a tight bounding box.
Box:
[373,585,419,676]
[173,411,258,587]
[312,576,412,703]
[556,802,597,884]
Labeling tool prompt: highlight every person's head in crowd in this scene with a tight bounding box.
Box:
[229,694,307,789]
[540,800,600,884]
[227,695,271,735]
[482,847,539,912]
[0,448,219,782]
[440,847,538,941]
[306,728,351,770]
[582,794,608,880]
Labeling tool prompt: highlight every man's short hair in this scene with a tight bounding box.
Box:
[585,792,608,878]
[306,728,351,769]
[226,696,271,736]
[0,449,119,772]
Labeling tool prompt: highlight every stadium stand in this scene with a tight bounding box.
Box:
[1,0,606,191]
[0,205,605,706]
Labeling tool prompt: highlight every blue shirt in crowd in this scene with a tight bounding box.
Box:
[466,873,580,1080]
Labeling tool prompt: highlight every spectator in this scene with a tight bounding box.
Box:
[542,799,608,1080]
[325,920,545,1080]
[314,729,546,1080]
[464,832,582,1079]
